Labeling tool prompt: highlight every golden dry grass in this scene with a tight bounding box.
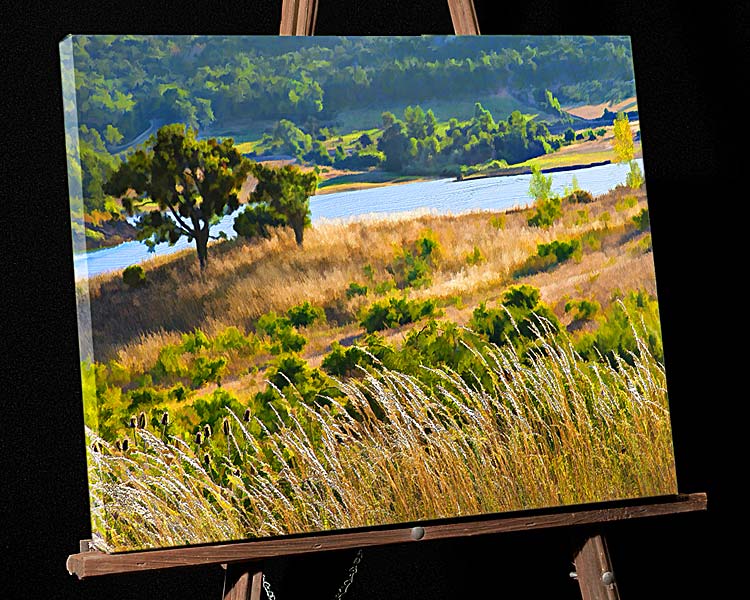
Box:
[88,322,676,552]
[90,186,652,379]
[563,96,638,119]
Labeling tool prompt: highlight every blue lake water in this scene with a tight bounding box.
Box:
[74,159,644,280]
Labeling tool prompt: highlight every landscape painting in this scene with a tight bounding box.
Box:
[61,35,677,552]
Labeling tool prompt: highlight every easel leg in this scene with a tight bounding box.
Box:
[573,533,620,600]
[224,563,264,600]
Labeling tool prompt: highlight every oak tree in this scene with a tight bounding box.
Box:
[105,124,251,270]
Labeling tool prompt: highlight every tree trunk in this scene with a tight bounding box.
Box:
[195,226,209,270]
[290,215,304,246]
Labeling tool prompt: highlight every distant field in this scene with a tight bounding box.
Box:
[317,172,429,194]
[512,120,642,170]
[564,96,638,120]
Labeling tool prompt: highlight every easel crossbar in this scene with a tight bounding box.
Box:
[67,493,706,579]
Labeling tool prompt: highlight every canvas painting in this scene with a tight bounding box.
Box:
[61,35,677,552]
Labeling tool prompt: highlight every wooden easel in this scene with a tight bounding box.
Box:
[66,2,708,598]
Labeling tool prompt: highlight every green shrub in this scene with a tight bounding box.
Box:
[122,265,146,288]
[374,279,396,295]
[181,329,211,353]
[127,386,167,409]
[515,239,581,277]
[390,249,432,288]
[233,203,287,240]
[387,230,442,289]
[574,209,590,226]
[538,239,581,263]
[190,356,228,388]
[192,389,244,436]
[272,327,307,354]
[416,229,441,261]
[399,320,491,389]
[565,298,601,321]
[287,301,325,328]
[256,312,307,354]
[615,195,638,212]
[465,246,485,266]
[360,297,438,333]
[107,360,131,387]
[346,282,369,299]
[575,290,662,366]
[489,214,506,229]
[632,208,650,231]
[470,285,560,352]
[334,150,384,170]
[256,354,335,408]
[529,165,553,201]
[213,326,256,353]
[256,312,292,337]
[628,234,653,255]
[321,341,372,377]
[564,189,594,204]
[626,160,645,189]
[579,230,604,251]
[169,384,188,402]
[154,344,188,378]
[527,197,562,228]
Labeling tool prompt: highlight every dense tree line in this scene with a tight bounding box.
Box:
[71,35,634,143]
[71,35,635,213]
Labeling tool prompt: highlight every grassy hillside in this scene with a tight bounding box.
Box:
[88,186,652,362]
[82,182,673,551]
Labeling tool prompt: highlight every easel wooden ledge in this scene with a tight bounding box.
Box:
[67,2,708,598]
[68,494,706,597]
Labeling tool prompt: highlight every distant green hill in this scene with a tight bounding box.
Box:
[69,35,635,143]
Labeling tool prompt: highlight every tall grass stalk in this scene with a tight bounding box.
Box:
[89,327,675,552]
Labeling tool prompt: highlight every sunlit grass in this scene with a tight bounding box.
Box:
[89,323,676,552]
[89,186,650,364]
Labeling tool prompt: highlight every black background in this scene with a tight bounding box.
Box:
[4,1,741,597]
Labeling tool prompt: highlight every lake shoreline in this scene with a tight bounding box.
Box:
[457,159,612,183]
[76,159,642,280]
[315,176,436,195]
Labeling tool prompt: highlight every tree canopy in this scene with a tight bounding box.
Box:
[245,163,318,246]
[612,112,634,163]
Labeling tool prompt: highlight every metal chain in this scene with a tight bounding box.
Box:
[334,549,363,600]
[262,576,276,600]
[261,549,363,600]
